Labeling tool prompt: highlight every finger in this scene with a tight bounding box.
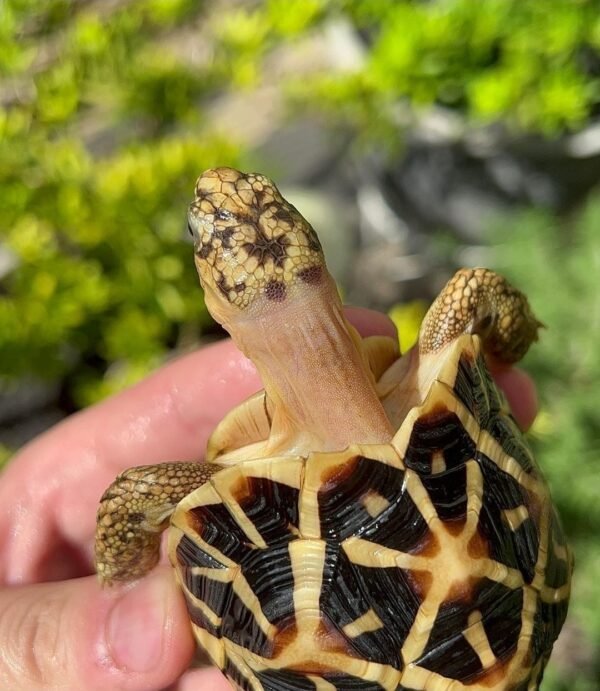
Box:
[0,308,395,584]
[0,567,195,691]
[0,339,255,583]
[489,362,538,431]
[344,306,398,339]
[166,667,231,691]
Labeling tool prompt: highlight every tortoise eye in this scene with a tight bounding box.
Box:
[475,314,494,335]
[215,208,232,222]
[187,220,194,238]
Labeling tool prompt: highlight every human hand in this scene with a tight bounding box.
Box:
[0,307,537,690]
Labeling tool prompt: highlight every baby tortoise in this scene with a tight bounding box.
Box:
[96,167,572,690]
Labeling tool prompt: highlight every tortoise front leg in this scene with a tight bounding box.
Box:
[95,462,220,585]
[419,268,543,363]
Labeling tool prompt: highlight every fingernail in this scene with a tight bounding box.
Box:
[107,572,169,673]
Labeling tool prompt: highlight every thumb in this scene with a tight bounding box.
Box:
[0,567,195,690]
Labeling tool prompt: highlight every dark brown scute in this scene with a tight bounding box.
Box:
[417,629,484,682]
[453,350,501,429]
[404,409,476,475]
[183,567,229,617]
[239,542,296,627]
[323,674,387,690]
[415,578,522,683]
[404,409,476,526]
[188,502,255,562]
[182,557,283,660]
[487,414,536,474]
[189,478,300,553]
[530,598,570,664]
[188,479,300,630]
[478,581,524,663]
[529,512,571,662]
[175,533,227,569]
[318,456,431,552]
[359,491,434,554]
[544,510,571,589]
[260,668,385,690]
[477,454,539,584]
[223,657,252,690]
[184,565,272,656]
[178,477,304,662]
[320,543,416,669]
[256,668,318,689]
[454,348,537,476]
[220,587,274,655]
[185,598,221,638]
[421,464,468,524]
[237,476,301,542]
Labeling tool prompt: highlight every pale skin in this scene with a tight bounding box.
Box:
[0,305,536,690]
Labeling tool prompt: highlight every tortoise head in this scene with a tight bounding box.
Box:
[188,167,326,325]
[188,167,393,454]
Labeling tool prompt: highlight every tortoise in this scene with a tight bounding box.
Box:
[95,167,572,690]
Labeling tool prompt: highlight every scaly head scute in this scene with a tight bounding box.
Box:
[188,167,324,324]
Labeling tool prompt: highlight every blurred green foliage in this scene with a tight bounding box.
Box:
[1,2,599,688]
[339,0,600,134]
[0,0,242,406]
[220,0,600,136]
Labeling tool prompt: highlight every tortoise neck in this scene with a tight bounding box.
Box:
[227,280,394,454]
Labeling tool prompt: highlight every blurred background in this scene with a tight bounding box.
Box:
[0,1,598,688]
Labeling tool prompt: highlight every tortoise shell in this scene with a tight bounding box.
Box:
[95,168,571,691]
[168,335,571,691]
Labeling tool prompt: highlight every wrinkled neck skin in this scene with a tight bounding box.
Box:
[219,277,394,456]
